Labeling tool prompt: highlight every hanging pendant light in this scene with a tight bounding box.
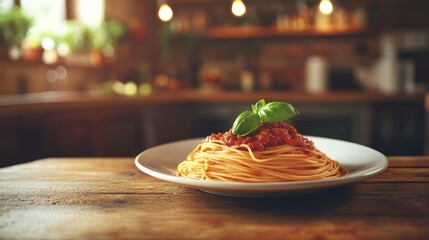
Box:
[319,0,333,15]
[231,0,246,17]
[158,0,173,22]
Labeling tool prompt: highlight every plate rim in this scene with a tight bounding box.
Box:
[135,136,388,194]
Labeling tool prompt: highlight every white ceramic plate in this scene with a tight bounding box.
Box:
[135,137,388,197]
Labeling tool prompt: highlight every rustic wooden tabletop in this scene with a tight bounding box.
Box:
[0,156,428,239]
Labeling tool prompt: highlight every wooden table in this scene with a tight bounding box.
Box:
[1,157,428,239]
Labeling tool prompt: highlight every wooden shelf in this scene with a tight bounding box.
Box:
[200,26,369,40]
[0,54,116,70]
[0,90,424,115]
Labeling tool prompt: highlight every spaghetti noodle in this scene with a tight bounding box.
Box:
[177,122,348,182]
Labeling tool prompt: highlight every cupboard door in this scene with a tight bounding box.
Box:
[45,110,143,157]
[0,116,44,167]
[372,103,425,155]
[46,116,92,156]
[94,113,142,156]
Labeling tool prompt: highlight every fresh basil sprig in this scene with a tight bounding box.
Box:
[232,99,299,136]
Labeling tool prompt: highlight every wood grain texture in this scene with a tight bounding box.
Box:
[388,156,429,167]
[1,157,429,240]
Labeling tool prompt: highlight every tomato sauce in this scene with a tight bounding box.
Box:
[206,122,315,151]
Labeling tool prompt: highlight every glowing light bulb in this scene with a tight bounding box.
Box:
[231,0,246,17]
[319,0,333,15]
[42,37,55,51]
[124,82,137,96]
[158,3,173,22]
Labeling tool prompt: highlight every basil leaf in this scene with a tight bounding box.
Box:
[252,99,265,113]
[232,110,261,136]
[258,102,299,122]
[231,100,299,136]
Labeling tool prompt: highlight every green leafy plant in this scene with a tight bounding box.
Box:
[0,7,33,46]
[91,20,125,51]
[23,28,55,49]
[232,99,299,136]
[57,20,125,55]
[58,21,93,53]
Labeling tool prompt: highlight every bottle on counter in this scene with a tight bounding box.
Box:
[305,55,328,93]
[240,70,255,92]
[237,56,255,92]
[375,34,399,94]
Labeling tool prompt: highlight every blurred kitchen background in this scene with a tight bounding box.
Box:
[0,0,428,167]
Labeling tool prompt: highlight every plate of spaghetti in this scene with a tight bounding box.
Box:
[135,100,388,197]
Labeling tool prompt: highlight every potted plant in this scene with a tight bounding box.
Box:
[21,29,44,62]
[58,20,93,65]
[0,7,33,60]
[90,20,125,65]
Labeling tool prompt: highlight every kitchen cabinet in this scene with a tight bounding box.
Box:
[0,115,45,167]
[0,97,194,167]
[0,90,425,167]
[44,109,143,158]
[372,102,425,155]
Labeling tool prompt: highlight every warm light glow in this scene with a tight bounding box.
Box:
[8,46,20,60]
[56,66,67,79]
[231,0,246,17]
[57,42,70,57]
[42,37,55,50]
[124,82,137,96]
[47,69,57,83]
[112,81,124,94]
[42,50,58,64]
[319,0,333,15]
[158,3,173,22]
[139,83,152,96]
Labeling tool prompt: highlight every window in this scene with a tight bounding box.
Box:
[74,0,105,29]
[20,0,66,32]
[0,0,13,12]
